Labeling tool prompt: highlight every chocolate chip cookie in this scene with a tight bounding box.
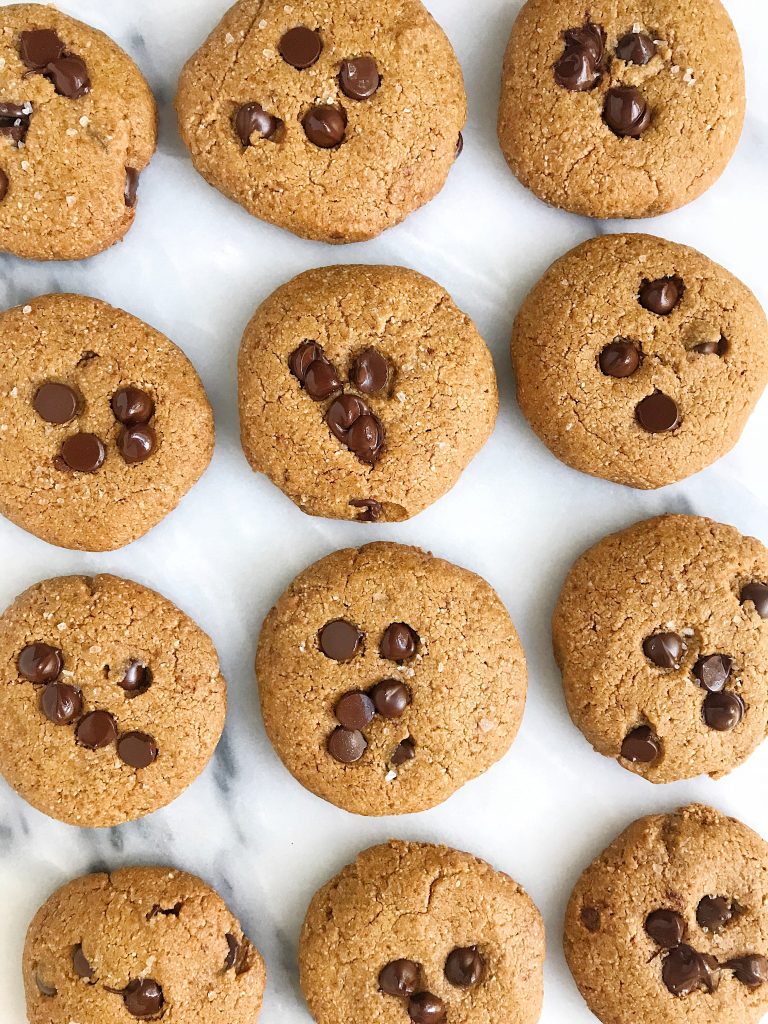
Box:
[554,514,768,783]
[257,542,526,815]
[0,4,156,260]
[0,293,214,551]
[497,0,745,218]
[24,866,265,1023]
[511,234,768,489]
[175,0,465,242]
[239,265,497,522]
[0,573,227,827]
[299,840,544,1024]
[565,804,768,1024]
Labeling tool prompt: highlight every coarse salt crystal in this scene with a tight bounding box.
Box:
[225,32,235,44]
[22,305,32,314]
[79,115,89,126]
[479,718,497,733]
[259,19,268,29]
[66,195,76,206]
[385,770,397,782]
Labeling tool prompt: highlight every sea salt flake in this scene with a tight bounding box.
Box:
[385,769,397,782]
[479,718,497,733]
[79,115,89,126]
[258,19,268,29]
[66,195,76,206]
[22,305,32,314]
[225,32,235,44]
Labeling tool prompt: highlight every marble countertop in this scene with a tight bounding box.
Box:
[0,1,766,1021]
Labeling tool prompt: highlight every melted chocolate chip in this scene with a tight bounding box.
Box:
[645,909,686,948]
[554,23,605,91]
[111,387,154,426]
[279,26,322,69]
[235,103,281,145]
[408,992,447,1024]
[340,56,380,100]
[319,620,362,661]
[662,944,719,996]
[702,690,744,732]
[726,955,768,987]
[580,907,601,932]
[303,104,347,148]
[223,933,252,974]
[117,732,158,768]
[60,432,106,472]
[118,425,157,464]
[444,946,484,987]
[40,682,82,725]
[72,944,94,980]
[34,382,79,424]
[289,341,342,400]
[643,632,685,669]
[740,582,768,618]
[370,679,411,719]
[76,710,118,749]
[335,691,375,730]
[621,725,659,763]
[0,102,31,144]
[380,623,418,661]
[599,339,641,378]
[118,661,152,697]
[696,895,738,932]
[125,168,140,208]
[224,933,240,970]
[379,959,420,996]
[349,498,383,522]
[327,726,367,763]
[615,31,657,65]
[603,86,651,137]
[35,972,57,997]
[693,337,727,356]
[391,737,415,765]
[45,55,90,99]
[639,277,684,315]
[635,391,679,433]
[455,132,464,157]
[350,347,390,394]
[122,978,164,1019]
[0,169,7,201]
[19,29,64,70]
[18,643,63,683]
[692,655,733,692]
[326,394,384,464]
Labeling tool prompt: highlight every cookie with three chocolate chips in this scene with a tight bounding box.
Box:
[565,804,768,1024]
[0,573,226,827]
[24,867,265,1023]
[256,542,526,815]
[511,234,768,489]
[175,0,465,242]
[300,840,544,1024]
[497,0,745,218]
[0,4,156,260]
[554,514,768,783]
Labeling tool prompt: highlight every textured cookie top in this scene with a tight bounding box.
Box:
[565,805,768,1024]
[0,293,214,551]
[554,515,768,783]
[0,574,226,827]
[512,234,768,489]
[497,0,745,218]
[24,867,265,1024]
[175,0,465,243]
[0,4,156,260]
[257,543,526,815]
[239,265,497,522]
[300,840,544,1024]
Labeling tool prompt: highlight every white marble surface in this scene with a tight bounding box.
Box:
[0,0,766,1020]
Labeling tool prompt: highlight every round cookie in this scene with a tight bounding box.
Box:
[553,514,768,783]
[0,4,156,260]
[175,0,465,243]
[300,840,544,1024]
[24,866,266,1023]
[511,234,768,489]
[239,265,497,522]
[0,293,214,551]
[256,542,526,815]
[565,804,768,1024]
[0,573,227,827]
[497,0,745,218]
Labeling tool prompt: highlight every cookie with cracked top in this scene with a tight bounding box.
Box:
[511,234,768,489]
[175,0,465,242]
[24,866,265,1023]
[497,0,744,218]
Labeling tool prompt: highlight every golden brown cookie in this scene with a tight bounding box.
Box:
[0,293,214,551]
[511,234,768,489]
[565,805,768,1024]
[497,0,745,218]
[0,574,227,827]
[554,514,768,783]
[299,840,544,1024]
[24,866,266,1023]
[239,265,497,522]
[0,4,156,260]
[257,542,526,815]
[175,0,465,242]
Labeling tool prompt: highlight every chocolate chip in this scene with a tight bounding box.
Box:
[18,643,63,683]
[408,992,447,1024]
[34,382,79,424]
[615,31,657,65]
[379,959,420,997]
[326,394,384,464]
[693,338,727,356]
[35,972,57,997]
[741,582,768,618]
[370,679,410,719]
[122,978,164,1019]
[603,86,651,138]
[444,947,484,987]
[125,168,140,208]
[692,654,733,692]
[645,909,686,948]
[643,632,685,669]
[380,623,418,661]
[350,347,390,394]
[224,933,240,970]
[697,895,738,932]
[726,955,768,987]
[117,732,158,768]
[662,944,720,996]
[289,341,342,400]
[340,56,380,99]
[235,103,281,145]
[118,425,157,464]
[40,683,82,725]
[391,737,415,765]
[0,169,7,201]
[60,432,106,472]
[635,391,679,433]
[327,726,367,763]
[564,24,605,65]
[279,26,322,69]
[223,932,251,974]
[639,277,684,315]
[621,725,659,763]
[580,907,601,932]
[455,132,464,157]
[554,24,605,91]
[72,944,94,980]
[349,498,383,522]
[45,55,90,99]
[111,387,154,426]
[118,661,152,697]
[19,29,65,69]
[319,619,362,661]
[335,691,375,730]
[303,104,347,148]
[76,710,118,749]
[599,339,641,378]
[703,690,744,732]
[0,102,31,144]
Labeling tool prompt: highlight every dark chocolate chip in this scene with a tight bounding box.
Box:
[696,895,738,932]
[122,978,164,1019]
[279,26,322,69]
[340,56,380,100]
[379,959,420,997]
[580,907,601,932]
[564,24,605,65]
[643,632,685,669]
[319,619,362,661]
[0,102,31,145]
[599,339,641,378]
[349,498,383,522]
[18,643,63,683]
[615,31,657,65]
[639,277,684,315]
[118,661,152,697]
[111,387,154,426]
[621,725,659,763]
[335,691,375,730]
[740,582,768,618]
[635,391,679,433]
[223,932,251,974]
[350,347,390,394]
[327,726,367,763]
[124,168,140,208]
[118,425,157,464]
[370,679,410,719]
[118,732,158,768]
[702,690,744,732]
[326,394,384,464]
[76,710,118,749]
[662,944,720,996]
[303,104,347,148]
[0,169,7,201]
[235,103,281,145]
[726,955,768,987]
[289,340,323,379]
[554,24,605,91]
[603,86,651,137]
[60,432,106,472]
[693,337,727,356]
[408,992,447,1024]
[224,933,240,970]
[380,622,418,661]
[645,909,686,948]
[19,29,65,70]
[34,382,79,424]
[391,737,415,765]
[444,946,484,987]
[45,55,90,99]
[72,944,94,980]
[455,132,463,157]
[289,341,342,400]
[35,972,57,997]
[40,682,82,725]
[692,654,733,692]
